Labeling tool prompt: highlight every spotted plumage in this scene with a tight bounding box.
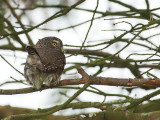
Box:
[24,37,66,89]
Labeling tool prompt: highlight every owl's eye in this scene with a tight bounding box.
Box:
[52,42,57,46]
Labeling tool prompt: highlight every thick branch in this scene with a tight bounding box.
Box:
[0,76,160,95]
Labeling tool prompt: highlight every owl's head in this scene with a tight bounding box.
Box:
[35,37,64,52]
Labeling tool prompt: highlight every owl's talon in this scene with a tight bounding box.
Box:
[41,84,46,88]
[32,87,37,91]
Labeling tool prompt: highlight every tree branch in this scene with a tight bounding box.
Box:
[0,68,160,95]
[2,0,86,39]
[3,72,89,120]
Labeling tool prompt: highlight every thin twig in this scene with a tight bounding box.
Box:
[79,0,99,51]
[0,55,23,75]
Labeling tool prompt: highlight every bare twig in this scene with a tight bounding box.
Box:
[2,0,86,39]
[80,0,99,51]
[5,0,34,45]
[0,55,23,75]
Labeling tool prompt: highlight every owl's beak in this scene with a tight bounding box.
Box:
[61,47,64,52]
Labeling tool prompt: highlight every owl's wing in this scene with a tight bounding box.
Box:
[35,48,66,73]
[26,46,40,56]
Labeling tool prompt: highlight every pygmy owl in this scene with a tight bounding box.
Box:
[24,37,66,89]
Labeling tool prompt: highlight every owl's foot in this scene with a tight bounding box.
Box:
[32,87,37,91]
[55,80,60,86]
[41,84,46,88]
[45,80,60,87]
[33,84,42,90]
